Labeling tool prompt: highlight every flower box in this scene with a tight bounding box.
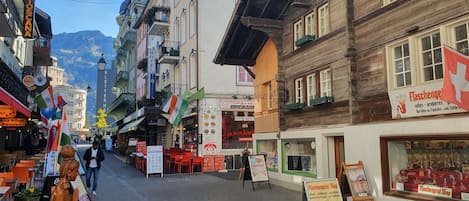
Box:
[295,35,315,47]
[310,96,334,106]
[283,102,304,110]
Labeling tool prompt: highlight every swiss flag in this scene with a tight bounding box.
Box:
[441,47,469,111]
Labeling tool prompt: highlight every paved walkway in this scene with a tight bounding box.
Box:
[77,145,301,201]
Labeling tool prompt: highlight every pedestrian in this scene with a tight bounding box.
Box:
[83,141,105,196]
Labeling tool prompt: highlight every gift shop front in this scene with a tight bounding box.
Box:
[345,82,469,201]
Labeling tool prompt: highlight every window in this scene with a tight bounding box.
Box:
[306,73,316,106]
[381,136,469,200]
[237,66,253,85]
[305,12,315,36]
[295,78,303,103]
[189,54,196,89]
[267,82,272,110]
[180,14,186,44]
[320,69,332,97]
[282,139,317,178]
[318,3,330,37]
[78,123,82,128]
[189,1,196,37]
[257,140,278,172]
[221,111,254,149]
[392,43,412,87]
[420,32,443,81]
[174,21,180,43]
[455,23,469,56]
[293,19,303,49]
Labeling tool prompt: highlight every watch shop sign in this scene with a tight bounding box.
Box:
[388,82,465,119]
[23,0,35,39]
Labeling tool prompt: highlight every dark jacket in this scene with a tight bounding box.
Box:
[83,147,105,170]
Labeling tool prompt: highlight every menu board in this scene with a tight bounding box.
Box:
[146,145,163,178]
[202,155,215,172]
[303,178,342,201]
[248,155,269,182]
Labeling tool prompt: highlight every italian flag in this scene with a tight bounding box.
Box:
[35,86,55,109]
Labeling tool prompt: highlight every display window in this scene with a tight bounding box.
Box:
[221,111,254,149]
[281,139,317,178]
[381,135,469,200]
[257,140,278,172]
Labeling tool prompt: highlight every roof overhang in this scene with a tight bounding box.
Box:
[213,0,293,66]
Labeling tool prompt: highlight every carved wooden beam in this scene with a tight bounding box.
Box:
[242,64,255,79]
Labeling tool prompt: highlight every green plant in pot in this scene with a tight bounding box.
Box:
[15,186,41,201]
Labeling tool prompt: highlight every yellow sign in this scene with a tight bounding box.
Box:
[0,118,26,127]
[0,105,16,118]
[23,0,35,38]
[304,178,342,201]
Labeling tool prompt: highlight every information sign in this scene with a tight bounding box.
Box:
[303,178,342,201]
[248,155,269,182]
[146,145,163,178]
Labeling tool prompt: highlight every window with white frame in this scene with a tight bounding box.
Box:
[189,1,196,37]
[237,66,253,85]
[420,32,442,82]
[294,19,303,49]
[305,12,315,37]
[455,23,469,56]
[392,43,412,87]
[320,69,331,97]
[318,3,330,37]
[190,54,196,89]
[306,73,316,106]
[180,13,187,44]
[174,21,180,43]
[295,78,304,103]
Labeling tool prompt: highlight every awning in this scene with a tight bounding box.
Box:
[0,87,31,117]
[119,117,145,133]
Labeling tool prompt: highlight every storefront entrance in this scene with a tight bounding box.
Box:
[334,136,345,178]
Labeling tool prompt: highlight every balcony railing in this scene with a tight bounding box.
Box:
[163,83,185,96]
[33,37,52,66]
[120,30,136,50]
[114,71,129,88]
[0,0,18,37]
[107,93,135,115]
[148,7,170,36]
[157,40,180,64]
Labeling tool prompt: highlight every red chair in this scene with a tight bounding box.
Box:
[175,156,191,173]
[12,166,30,187]
[191,157,203,173]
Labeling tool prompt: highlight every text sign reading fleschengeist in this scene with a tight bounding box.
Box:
[303,178,342,201]
[0,105,16,118]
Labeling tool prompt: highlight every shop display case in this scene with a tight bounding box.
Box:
[381,136,469,200]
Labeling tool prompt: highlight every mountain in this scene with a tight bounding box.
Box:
[51,30,116,122]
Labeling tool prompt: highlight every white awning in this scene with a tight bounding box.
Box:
[119,117,145,133]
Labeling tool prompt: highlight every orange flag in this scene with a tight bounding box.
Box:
[441,47,469,111]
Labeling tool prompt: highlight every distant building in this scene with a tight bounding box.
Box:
[96,59,117,123]
[38,56,66,87]
[53,85,88,135]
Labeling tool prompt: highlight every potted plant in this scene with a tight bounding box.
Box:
[15,187,41,201]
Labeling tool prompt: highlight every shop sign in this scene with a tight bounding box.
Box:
[234,116,254,121]
[238,137,252,142]
[0,105,16,118]
[303,178,342,201]
[388,82,465,119]
[22,75,35,87]
[0,118,26,127]
[417,184,452,198]
[22,0,35,39]
[220,100,254,110]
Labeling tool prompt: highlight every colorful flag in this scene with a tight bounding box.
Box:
[35,86,55,109]
[162,94,178,113]
[188,87,205,101]
[169,97,188,125]
[441,47,469,111]
[59,112,71,146]
[40,107,57,120]
[56,96,67,109]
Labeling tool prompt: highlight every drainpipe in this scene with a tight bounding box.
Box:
[345,0,357,124]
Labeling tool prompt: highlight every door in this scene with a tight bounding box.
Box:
[334,136,345,178]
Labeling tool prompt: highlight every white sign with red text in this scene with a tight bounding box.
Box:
[388,82,465,119]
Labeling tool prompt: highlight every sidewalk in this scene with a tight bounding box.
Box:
[78,148,301,201]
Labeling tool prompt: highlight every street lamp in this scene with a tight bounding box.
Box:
[97,53,106,70]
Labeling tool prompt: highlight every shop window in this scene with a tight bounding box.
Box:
[222,111,254,149]
[257,140,278,172]
[282,139,317,177]
[381,136,469,200]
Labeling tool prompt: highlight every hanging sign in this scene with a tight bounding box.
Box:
[22,0,35,38]
[0,105,16,118]
[0,118,26,127]
[22,75,35,87]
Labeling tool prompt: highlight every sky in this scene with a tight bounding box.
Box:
[36,0,122,37]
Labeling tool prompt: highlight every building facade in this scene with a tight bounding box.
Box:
[216,0,469,200]
[53,85,88,135]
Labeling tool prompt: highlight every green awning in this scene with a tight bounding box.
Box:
[119,117,145,133]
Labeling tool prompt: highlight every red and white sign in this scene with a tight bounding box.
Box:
[441,47,469,111]
[417,184,452,199]
[238,137,252,142]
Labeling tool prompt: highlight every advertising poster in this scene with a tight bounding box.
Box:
[344,163,372,197]
[200,99,221,155]
[248,155,269,182]
[303,178,342,201]
[146,145,163,178]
